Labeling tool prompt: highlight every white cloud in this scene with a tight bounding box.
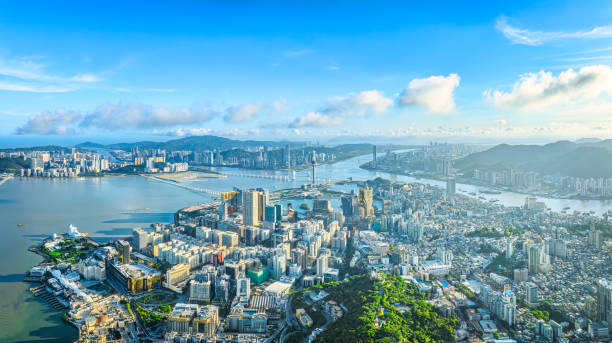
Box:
[0,56,101,93]
[158,127,262,137]
[0,81,74,93]
[289,90,393,128]
[79,103,217,130]
[290,111,344,128]
[350,90,393,114]
[328,65,340,71]
[496,17,612,46]
[15,109,81,135]
[223,103,264,123]
[399,74,460,114]
[273,99,290,113]
[485,65,612,110]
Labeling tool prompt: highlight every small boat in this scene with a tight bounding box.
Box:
[145,208,151,211]
[17,223,24,227]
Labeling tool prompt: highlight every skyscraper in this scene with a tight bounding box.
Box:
[528,244,541,274]
[359,187,374,218]
[372,145,377,168]
[236,274,251,299]
[117,240,131,264]
[446,177,456,200]
[243,190,266,227]
[597,279,611,322]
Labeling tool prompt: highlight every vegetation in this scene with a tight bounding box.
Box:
[485,253,526,278]
[0,157,29,172]
[566,222,612,238]
[456,282,475,299]
[135,304,166,327]
[479,244,496,254]
[41,238,94,264]
[454,140,612,178]
[315,273,457,343]
[156,304,173,313]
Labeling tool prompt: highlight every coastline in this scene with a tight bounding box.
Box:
[359,164,612,202]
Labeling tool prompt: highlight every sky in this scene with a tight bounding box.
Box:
[1,0,612,146]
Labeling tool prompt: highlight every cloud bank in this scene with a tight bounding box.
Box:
[496,17,612,46]
[398,74,460,114]
[485,65,612,110]
[290,90,392,128]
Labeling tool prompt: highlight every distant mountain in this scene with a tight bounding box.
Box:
[455,139,612,178]
[574,137,602,144]
[87,135,306,152]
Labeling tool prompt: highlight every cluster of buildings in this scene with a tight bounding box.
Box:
[1,148,113,177]
[124,144,338,171]
[24,163,612,342]
[340,177,612,343]
[472,168,612,198]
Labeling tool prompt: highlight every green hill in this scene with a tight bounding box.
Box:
[455,140,612,178]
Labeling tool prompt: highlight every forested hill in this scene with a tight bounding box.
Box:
[77,135,304,151]
[454,139,612,178]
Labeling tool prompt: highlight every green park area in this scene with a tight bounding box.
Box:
[290,273,457,343]
[41,238,95,264]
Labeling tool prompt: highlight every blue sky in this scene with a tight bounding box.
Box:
[1,1,612,146]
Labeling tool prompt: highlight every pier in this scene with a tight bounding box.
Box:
[29,286,68,310]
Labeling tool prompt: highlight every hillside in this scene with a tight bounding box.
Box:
[99,135,304,152]
[455,139,612,178]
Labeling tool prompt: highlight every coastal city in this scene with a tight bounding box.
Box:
[3,2,612,343]
[13,143,612,342]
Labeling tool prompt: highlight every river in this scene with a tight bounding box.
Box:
[0,152,609,342]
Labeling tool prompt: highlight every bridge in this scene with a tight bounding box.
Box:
[142,175,222,198]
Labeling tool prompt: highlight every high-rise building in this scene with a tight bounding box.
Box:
[597,279,612,322]
[272,253,286,280]
[358,187,374,218]
[236,275,251,299]
[284,145,291,168]
[243,190,263,227]
[189,279,212,302]
[117,240,131,264]
[165,263,190,288]
[528,244,541,274]
[446,177,456,200]
[526,282,539,307]
[372,145,377,168]
[341,195,355,217]
[132,228,149,251]
[316,254,328,276]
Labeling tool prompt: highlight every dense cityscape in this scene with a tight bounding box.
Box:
[12,144,612,342]
[3,2,612,343]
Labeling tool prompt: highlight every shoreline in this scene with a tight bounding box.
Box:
[359,164,612,202]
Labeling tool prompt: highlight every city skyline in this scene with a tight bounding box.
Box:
[2,1,612,147]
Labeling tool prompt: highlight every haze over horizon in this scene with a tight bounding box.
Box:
[2,1,612,146]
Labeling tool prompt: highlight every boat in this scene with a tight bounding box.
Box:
[479,189,502,195]
[17,223,24,227]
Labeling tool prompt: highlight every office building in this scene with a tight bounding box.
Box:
[526,282,539,307]
[446,177,456,200]
[116,240,131,264]
[236,275,251,299]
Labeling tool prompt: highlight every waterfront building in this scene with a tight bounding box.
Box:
[116,240,131,264]
[107,262,161,294]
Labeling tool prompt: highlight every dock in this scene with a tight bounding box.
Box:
[29,286,69,310]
